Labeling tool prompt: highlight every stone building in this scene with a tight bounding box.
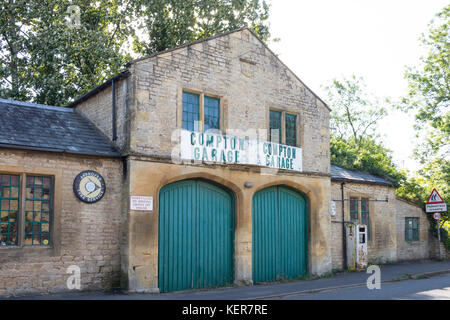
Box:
[0,28,441,297]
[0,99,123,297]
[330,165,436,271]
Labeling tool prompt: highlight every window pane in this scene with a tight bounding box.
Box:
[24,176,52,246]
[361,198,370,240]
[350,198,359,221]
[204,96,220,132]
[270,110,282,143]
[285,114,297,146]
[182,92,200,131]
[0,174,20,246]
[405,218,419,241]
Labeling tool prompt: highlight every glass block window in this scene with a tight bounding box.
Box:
[361,198,370,239]
[350,198,359,221]
[405,217,419,242]
[285,114,297,146]
[24,176,51,246]
[204,96,220,131]
[270,110,282,143]
[0,174,20,246]
[182,92,200,131]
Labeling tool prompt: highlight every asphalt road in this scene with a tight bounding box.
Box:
[273,273,450,300]
[4,260,450,300]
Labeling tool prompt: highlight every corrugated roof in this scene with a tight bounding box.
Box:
[0,98,120,157]
[331,164,393,186]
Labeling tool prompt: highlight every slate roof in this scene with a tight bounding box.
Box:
[0,98,120,157]
[331,164,393,186]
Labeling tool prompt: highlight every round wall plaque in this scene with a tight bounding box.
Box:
[73,170,106,203]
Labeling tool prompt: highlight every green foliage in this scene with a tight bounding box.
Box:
[402,4,449,160]
[395,175,427,205]
[0,0,134,106]
[131,0,271,55]
[330,136,404,187]
[0,0,271,106]
[323,75,403,185]
[400,5,449,225]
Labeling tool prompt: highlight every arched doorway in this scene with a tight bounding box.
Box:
[158,179,235,292]
[252,185,308,282]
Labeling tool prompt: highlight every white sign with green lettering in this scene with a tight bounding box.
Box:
[180,130,302,172]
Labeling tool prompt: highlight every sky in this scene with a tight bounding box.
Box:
[267,0,448,172]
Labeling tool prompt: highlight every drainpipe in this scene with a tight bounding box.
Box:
[112,78,117,142]
[341,182,347,269]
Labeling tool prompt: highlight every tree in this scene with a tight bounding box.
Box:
[401,4,449,228]
[323,75,387,144]
[0,0,271,106]
[322,76,402,184]
[132,0,271,55]
[403,4,449,162]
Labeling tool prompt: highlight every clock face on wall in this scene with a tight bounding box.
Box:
[73,170,106,203]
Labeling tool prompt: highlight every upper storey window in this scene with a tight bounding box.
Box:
[285,114,297,147]
[269,110,282,143]
[182,91,220,132]
[204,96,220,132]
[182,92,200,131]
[270,110,298,146]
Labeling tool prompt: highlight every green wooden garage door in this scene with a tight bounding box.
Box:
[158,180,234,292]
[252,185,308,283]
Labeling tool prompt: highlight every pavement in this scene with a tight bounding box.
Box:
[5,259,450,300]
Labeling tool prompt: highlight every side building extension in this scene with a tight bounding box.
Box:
[330,165,438,270]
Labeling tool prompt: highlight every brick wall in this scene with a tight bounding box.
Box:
[0,148,123,297]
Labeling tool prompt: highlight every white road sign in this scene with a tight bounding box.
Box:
[427,188,444,203]
[425,203,447,213]
[433,212,442,220]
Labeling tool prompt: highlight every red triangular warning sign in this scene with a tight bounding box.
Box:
[427,188,444,204]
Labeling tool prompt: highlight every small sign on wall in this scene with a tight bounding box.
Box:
[130,196,153,211]
[330,201,336,216]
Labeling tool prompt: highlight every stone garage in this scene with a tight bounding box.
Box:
[0,28,441,297]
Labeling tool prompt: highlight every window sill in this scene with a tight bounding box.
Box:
[0,245,55,259]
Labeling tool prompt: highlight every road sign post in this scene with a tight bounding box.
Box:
[436,218,442,260]
[426,189,446,260]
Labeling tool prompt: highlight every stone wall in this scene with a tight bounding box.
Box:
[330,181,397,270]
[395,198,433,261]
[126,158,332,292]
[75,78,129,152]
[128,28,330,174]
[0,148,123,297]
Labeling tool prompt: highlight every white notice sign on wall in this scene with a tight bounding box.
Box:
[130,196,153,211]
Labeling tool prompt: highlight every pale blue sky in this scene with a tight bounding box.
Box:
[267,0,448,172]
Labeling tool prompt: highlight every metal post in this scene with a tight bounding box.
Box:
[436,218,442,260]
[341,182,347,269]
